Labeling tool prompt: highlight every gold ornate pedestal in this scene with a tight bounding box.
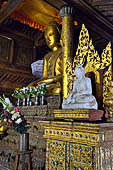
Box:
[53,109,106,121]
[40,121,113,170]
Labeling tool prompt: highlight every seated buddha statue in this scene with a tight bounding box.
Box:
[28,21,63,95]
[62,65,98,109]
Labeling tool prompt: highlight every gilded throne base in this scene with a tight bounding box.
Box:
[53,109,106,121]
[40,120,113,170]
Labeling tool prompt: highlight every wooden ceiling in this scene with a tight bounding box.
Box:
[88,0,113,22]
[0,0,113,53]
[0,17,40,41]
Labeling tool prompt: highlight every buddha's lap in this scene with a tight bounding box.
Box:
[72,94,95,103]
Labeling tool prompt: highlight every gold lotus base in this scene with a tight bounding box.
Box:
[40,120,113,170]
[53,109,105,121]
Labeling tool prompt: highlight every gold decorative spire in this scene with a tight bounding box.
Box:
[101,42,112,103]
[72,24,112,108]
[88,39,100,70]
[73,24,89,68]
[100,42,112,69]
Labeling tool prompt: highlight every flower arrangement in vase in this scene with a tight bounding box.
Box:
[12,88,25,106]
[12,83,47,106]
[0,96,30,134]
[12,88,25,99]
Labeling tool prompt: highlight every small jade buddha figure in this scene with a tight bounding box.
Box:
[62,65,98,109]
[29,21,63,95]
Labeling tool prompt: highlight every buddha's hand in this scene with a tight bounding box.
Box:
[73,93,81,98]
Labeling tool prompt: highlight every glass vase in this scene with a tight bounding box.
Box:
[41,95,44,105]
[19,133,29,151]
[35,96,39,105]
[17,98,20,106]
[27,97,30,106]
[29,101,32,106]
[22,97,26,106]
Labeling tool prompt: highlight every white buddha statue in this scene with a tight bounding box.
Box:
[62,65,98,109]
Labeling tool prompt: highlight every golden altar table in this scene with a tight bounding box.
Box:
[40,120,113,170]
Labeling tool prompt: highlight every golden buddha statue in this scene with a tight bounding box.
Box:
[29,21,63,95]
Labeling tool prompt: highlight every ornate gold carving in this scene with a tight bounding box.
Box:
[46,139,96,170]
[41,121,113,169]
[53,109,104,121]
[72,24,112,107]
[101,43,113,120]
[44,127,98,144]
[73,24,89,68]
[104,81,113,121]
[100,42,112,69]
[46,139,66,170]
[53,109,89,119]
[69,143,96,169]
[87,40,100,70]
[101,42,112,103]
[65,59,73,95]
[54,113,89,119]
[103,65,112,102]
[60,6,74,99]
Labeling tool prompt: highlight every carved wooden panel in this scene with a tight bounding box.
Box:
[14,41,34,67]
[0,36,11,62]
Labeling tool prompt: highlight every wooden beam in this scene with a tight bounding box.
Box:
[0,24,34,42]
[92,1,113,6]
[75,0,113,29]
[0,0,24,23]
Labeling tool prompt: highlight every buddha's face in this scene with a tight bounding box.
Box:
[75,68,83,78]
[45,25,60,49]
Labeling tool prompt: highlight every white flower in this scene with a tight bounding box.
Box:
[29,88,32,92]
[5,98,13,107]
[10,110,15,114]
[3,104,7,109]
[4,118,7,122]
[41,91,44,94]
[16,118,22,124]
[21,87,26,92]
[12,112,20,120]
